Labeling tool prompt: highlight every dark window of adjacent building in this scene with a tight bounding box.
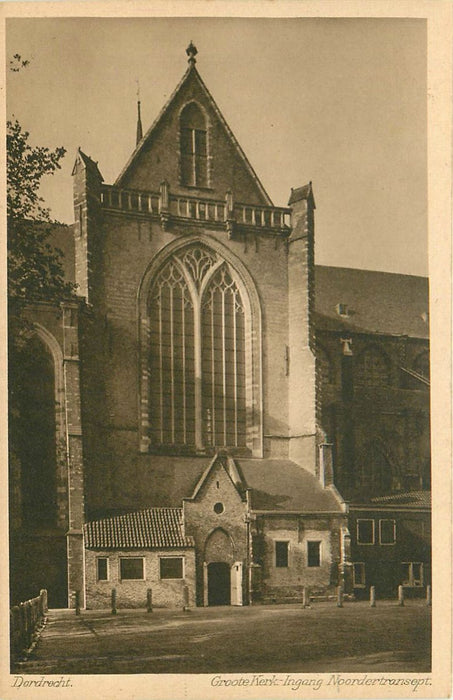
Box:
[96,557,108,581]
[120,558,144,580]
[307,541,321,567]
[360,442,394,496]
[413,350,430,381]
[379,519,396,545]
[275,541,289,568]
[401,562,424,587]
[357,519,375,545]
[352,562,366,587]
[160,557,184,579]
[180,102,208,187]
[356,346,391,386]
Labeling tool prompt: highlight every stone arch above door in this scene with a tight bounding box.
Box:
[204,527,235,564]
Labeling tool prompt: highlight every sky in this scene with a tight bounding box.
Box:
[6,17,427,276]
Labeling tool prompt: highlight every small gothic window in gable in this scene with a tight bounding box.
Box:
[180,103,208,188]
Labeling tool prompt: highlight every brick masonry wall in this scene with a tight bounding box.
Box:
[85,548,196,609]
[80,208,292,513]
[254,515,346,600]
[183,460,248,605]
[118,67,269,207]
[316,329,430,499]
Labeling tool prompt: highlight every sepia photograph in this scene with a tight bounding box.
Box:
[3,5,451,698]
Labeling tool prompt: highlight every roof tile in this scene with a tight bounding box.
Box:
[84,508,195,549]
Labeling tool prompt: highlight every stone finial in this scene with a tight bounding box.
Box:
[186,41,198,65]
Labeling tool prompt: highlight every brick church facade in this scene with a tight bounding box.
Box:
[9,45,430,608]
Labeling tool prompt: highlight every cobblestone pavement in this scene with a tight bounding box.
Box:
[12,600,431,675]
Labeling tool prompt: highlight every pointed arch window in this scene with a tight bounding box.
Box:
[356,346,391,386]
[148,245,251,452]
[180,103,208,188]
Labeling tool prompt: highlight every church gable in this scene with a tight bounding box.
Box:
[116,48,271,206]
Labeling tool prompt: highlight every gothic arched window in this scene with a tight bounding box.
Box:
[413,350,430,381]
[180,103,208,188]
[14,335,57,525]
[360,440,399,496]
[147,245,253,452]
[356,345,391,386]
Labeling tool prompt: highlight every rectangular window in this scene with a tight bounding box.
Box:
[379,519,396,545]
[307,541,321,567]
[352,562,366,587]
[160,557,184,579]
[96,557,108,581]
[120,557,144,580]
[275,541,289,568]
[357,519,375,545]
[402,562,424,587]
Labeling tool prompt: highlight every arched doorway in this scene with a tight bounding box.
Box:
[207,562,230,605]
[204,527,237,606]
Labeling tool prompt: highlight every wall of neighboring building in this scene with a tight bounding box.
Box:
[9,301,86,608]
[84,548,196,609]
[349,507,431,598]
[316,330,430,500]
[252,514,346,602]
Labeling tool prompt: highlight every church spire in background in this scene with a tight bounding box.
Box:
[136,80,143,146]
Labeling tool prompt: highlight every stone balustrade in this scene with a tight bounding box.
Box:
[100,184,291,233]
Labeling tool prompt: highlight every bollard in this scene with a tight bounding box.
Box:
[336,585,344,608]
[111,588,117,615]
[426,585,432,606]
[75,590,81,615]
[147,588,153,613]
[183,585,190,611]
[398,584,405,606]
[370,586,376,607]
[302,586,309,609]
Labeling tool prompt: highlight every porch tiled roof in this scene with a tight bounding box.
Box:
[84,508,195,549]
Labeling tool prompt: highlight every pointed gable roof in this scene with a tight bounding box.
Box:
[187,452,246,502]
[115,62,272,206]
[72,148,104,181]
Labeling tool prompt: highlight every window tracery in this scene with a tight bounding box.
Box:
[148,246,249,451]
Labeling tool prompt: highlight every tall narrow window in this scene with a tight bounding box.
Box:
[149,260,195,446]
[147,245,251,451]
[275,541,289,568]
[180,103,208,187]
[202,264,246,448]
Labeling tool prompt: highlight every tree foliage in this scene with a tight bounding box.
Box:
[7,119,75,308]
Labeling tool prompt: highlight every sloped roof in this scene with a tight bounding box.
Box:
[288,183,316,208]
[370,491,431,508]
[72,148,104,181]
[314,266,429,339]
[189,452,245,501]
[84,507,195,549]
[236,458,344,512]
